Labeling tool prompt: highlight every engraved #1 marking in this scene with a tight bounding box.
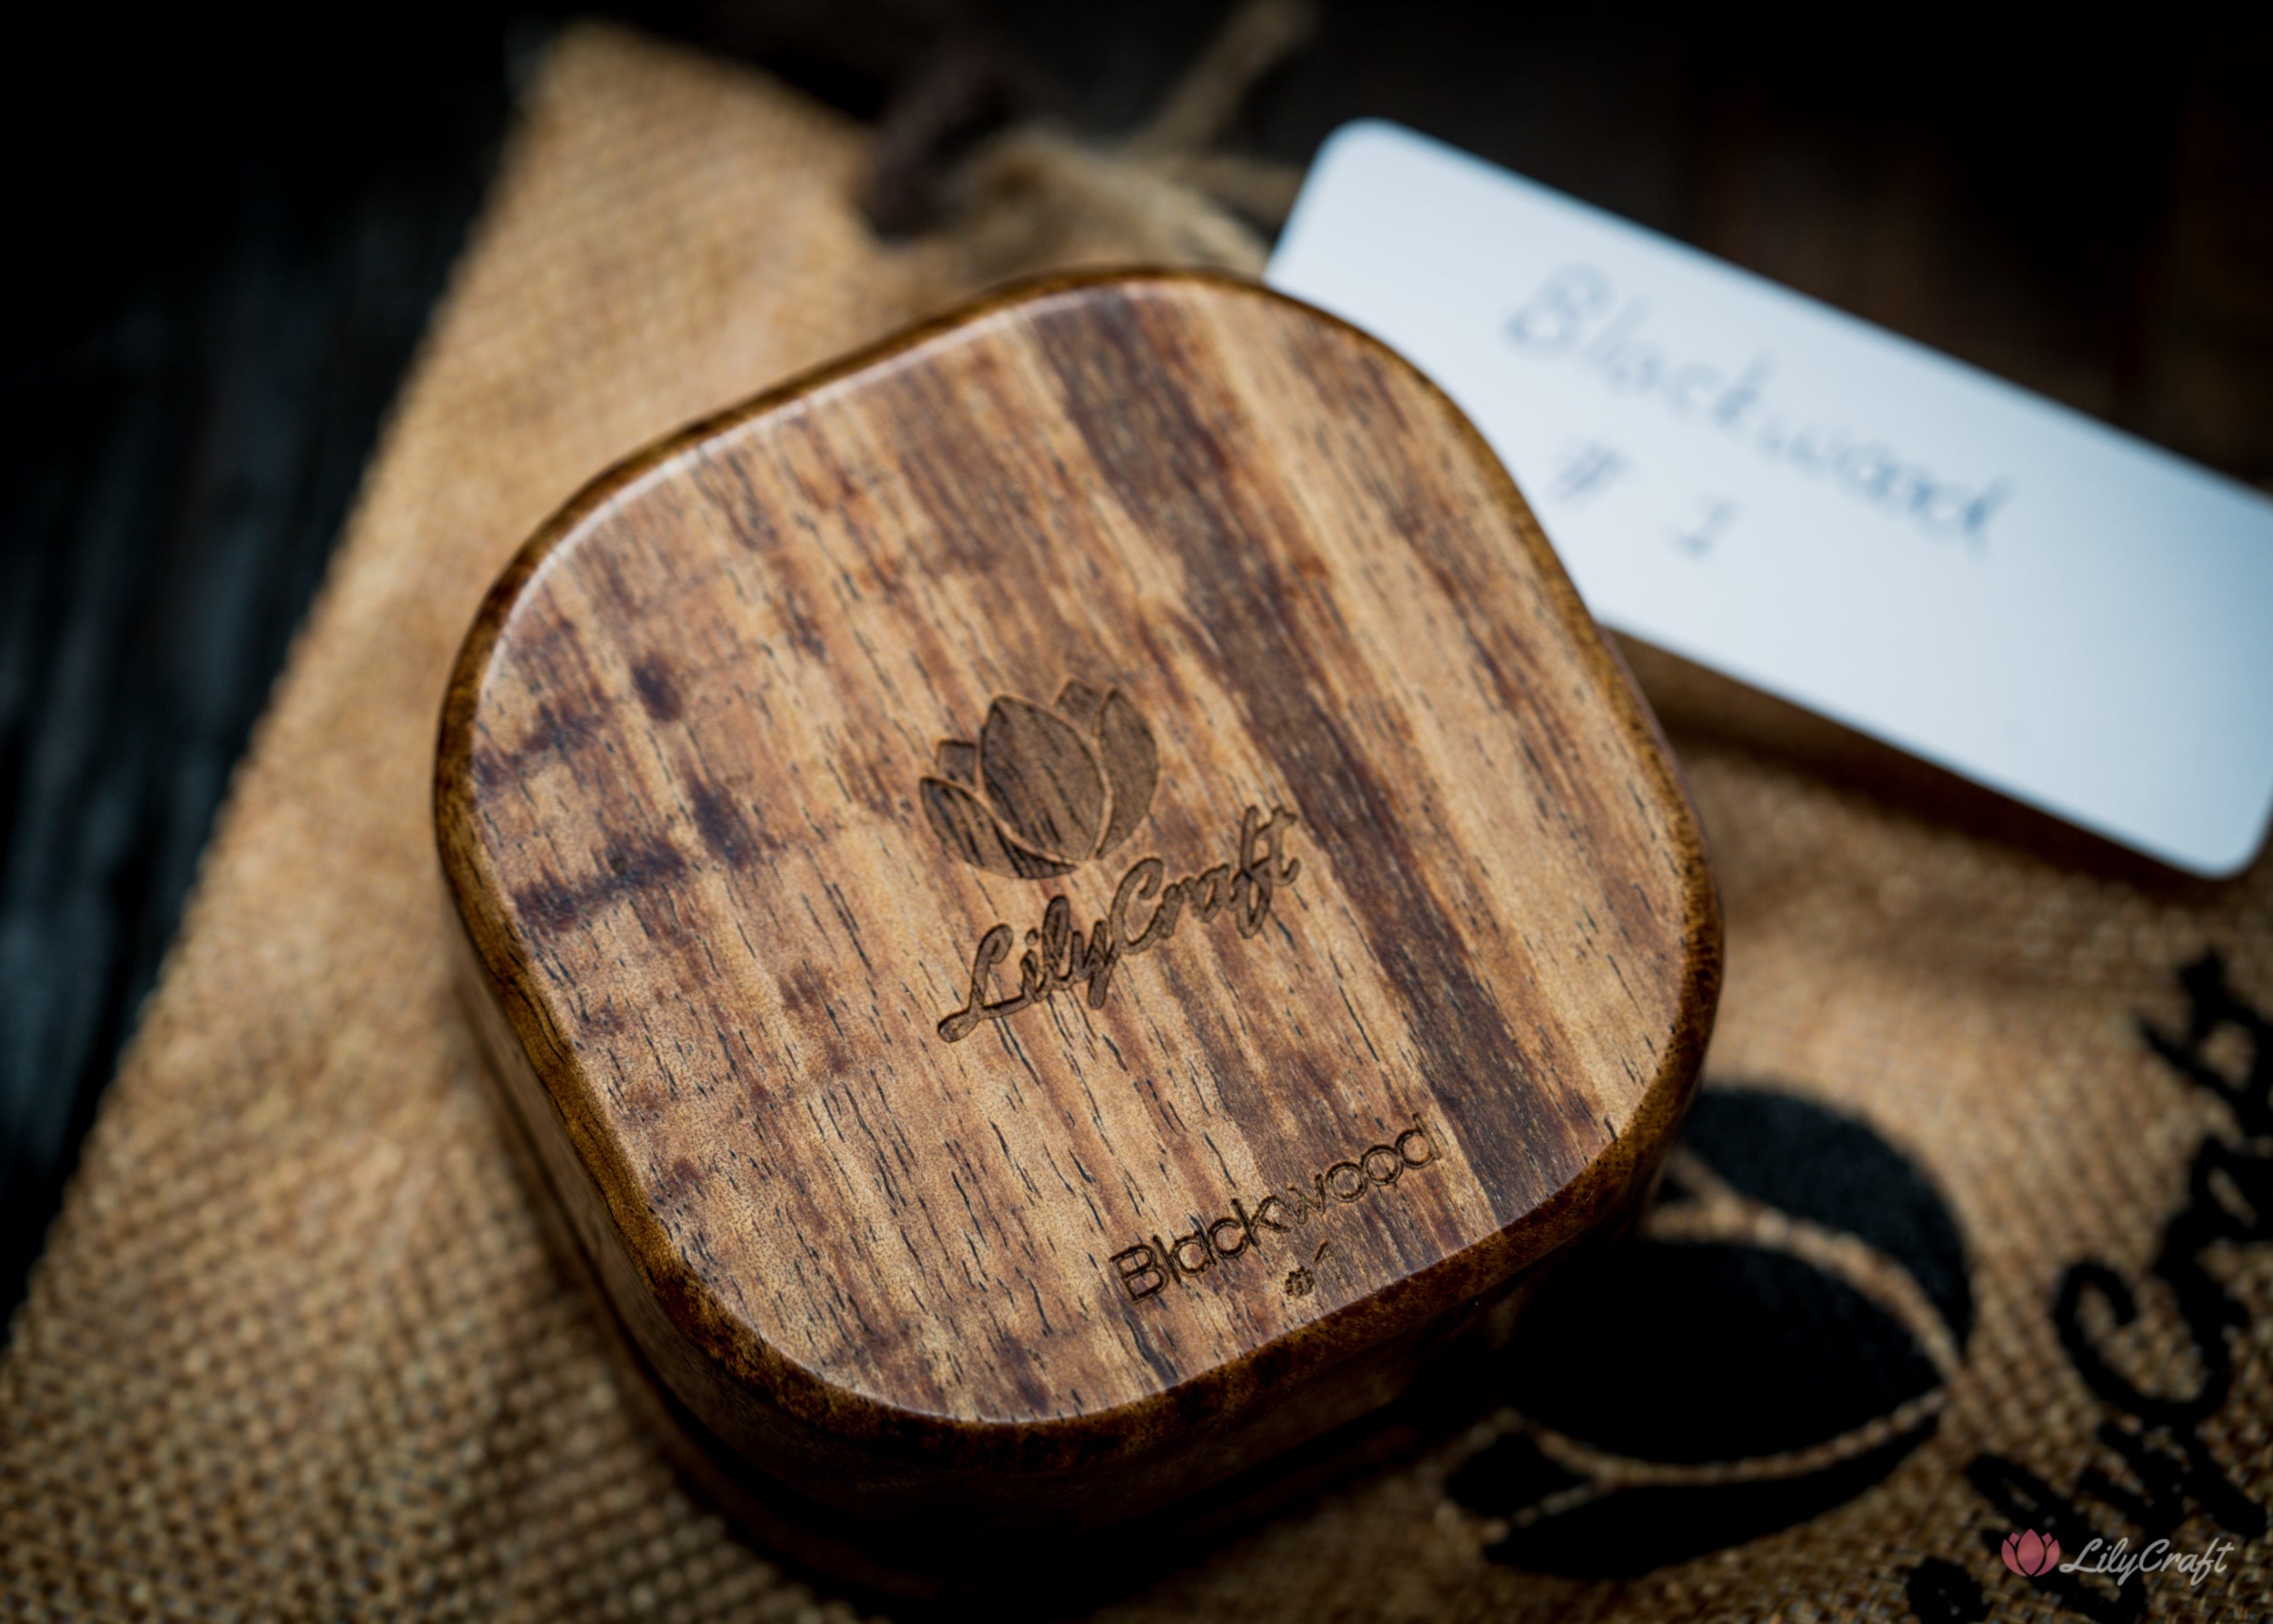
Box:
[922,679,1301,1042]
[1110,1121,1442,1304]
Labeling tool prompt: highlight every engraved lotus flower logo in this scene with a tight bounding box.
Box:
[922,680,1159,879]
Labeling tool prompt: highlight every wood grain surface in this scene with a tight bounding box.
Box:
[436,270,1720,1534]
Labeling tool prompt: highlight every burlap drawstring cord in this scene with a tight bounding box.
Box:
[904,0,1315,297]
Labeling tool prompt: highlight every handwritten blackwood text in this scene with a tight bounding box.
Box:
[1507,264,2013,551]
[1110,1121,1441,1303]
[937,805,1300,1042]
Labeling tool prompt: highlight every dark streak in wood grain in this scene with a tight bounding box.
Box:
[1032,289,1595,1220]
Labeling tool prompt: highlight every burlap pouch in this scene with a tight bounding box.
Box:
[4,26,2267,1623]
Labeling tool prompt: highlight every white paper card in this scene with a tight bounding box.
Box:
[1268,120,2273,877]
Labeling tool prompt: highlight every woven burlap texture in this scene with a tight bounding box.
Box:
[4,25,2268,1623]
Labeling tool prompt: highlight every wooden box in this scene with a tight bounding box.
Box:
[436,271,1719,1583]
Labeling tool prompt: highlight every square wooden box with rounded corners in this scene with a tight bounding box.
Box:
[436,270,1719,1571]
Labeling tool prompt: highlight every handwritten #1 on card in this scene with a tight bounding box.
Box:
[1268,120,2273,877]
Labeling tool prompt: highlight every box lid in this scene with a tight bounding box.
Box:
[436,270,1719,1532]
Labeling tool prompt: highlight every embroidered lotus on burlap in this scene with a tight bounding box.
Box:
[922,680,1158,879]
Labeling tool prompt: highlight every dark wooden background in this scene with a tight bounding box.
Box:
[5,1,2268,1331]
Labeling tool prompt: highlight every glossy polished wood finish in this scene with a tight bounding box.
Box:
[436,270,1720,1538]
